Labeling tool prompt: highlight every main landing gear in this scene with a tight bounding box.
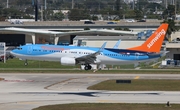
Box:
[84,64,92,70]
[24,60,28,66]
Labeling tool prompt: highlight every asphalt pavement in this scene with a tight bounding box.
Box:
[0,73,180,110]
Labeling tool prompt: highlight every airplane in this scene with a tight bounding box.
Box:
[10,23,168,70]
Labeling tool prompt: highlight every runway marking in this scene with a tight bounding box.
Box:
[134,76,140,79]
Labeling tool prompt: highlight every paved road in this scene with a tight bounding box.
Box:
[0,73,180,110]
[0,21,161,29]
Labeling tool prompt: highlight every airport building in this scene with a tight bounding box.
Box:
[73,35,144,48]
[0,33,144,49]
[0,33,74,46]
[165,32,180,60]
[159,32,180,67]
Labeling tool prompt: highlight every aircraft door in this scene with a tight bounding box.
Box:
[135,53,139,60]
[27,46,32,54]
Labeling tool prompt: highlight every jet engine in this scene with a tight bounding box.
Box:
[60,57,76,66]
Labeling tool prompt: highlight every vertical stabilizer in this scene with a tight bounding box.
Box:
[128,23,168,52]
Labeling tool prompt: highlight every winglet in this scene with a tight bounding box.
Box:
[99,42,107,52]
[128,23,169,53]
[113,39,121,49]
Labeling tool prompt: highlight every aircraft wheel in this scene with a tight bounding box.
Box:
[88,65,92,70]
[84,66,89,70]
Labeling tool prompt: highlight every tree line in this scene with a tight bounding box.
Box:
[0,0,179,21]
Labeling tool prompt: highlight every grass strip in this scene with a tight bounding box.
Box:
[33,103,180,110]
[1,69,180,73]
[1,58,180,73]
[88,79,180,91]
[0,69,180,73]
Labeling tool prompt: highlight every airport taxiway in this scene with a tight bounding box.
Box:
[0,73,180,110]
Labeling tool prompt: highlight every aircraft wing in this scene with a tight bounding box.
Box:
[75,42,107,64]
[76,52,99,64]
[0,27,137,36]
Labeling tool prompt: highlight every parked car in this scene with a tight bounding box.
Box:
[84,21,95,24]
[10,20,23,24]
[107,21,117,24]
[125,19,135,22]
[137,19,146,22]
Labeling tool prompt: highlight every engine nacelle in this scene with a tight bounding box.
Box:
[60,57,76,66]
